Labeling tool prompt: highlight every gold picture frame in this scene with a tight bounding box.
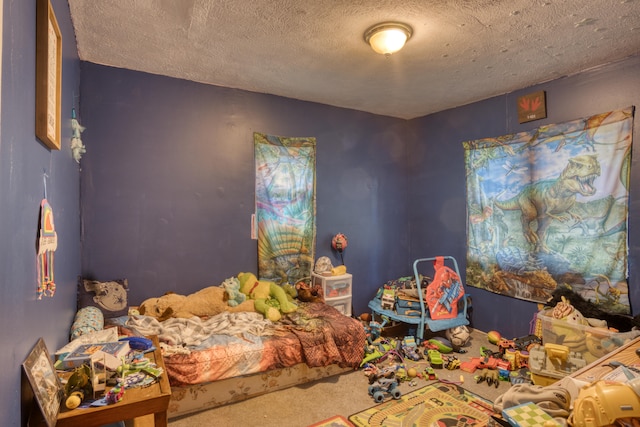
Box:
[35,0,62,150]
[22,338,63,427]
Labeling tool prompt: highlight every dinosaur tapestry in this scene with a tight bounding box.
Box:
[463,107,634,314]
[254,133,316,286]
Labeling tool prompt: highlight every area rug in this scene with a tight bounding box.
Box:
[349,382,496,427]
[308,415,354,427]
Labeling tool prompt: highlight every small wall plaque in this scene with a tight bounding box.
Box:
[517,91,547,124]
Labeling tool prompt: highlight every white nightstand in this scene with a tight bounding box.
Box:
[311,272,352,316]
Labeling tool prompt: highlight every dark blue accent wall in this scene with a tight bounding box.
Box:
[408,55,640,338]
[0,1,81,426]
[78,64,411,316]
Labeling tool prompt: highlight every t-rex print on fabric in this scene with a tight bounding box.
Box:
[494,154,601,253]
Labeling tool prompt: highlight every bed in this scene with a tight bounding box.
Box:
[107,301,366,419]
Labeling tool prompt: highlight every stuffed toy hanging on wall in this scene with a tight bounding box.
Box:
[70,108,86,163]
[37,199,57,299]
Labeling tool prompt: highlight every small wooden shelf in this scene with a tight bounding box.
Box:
[55,335,171,427]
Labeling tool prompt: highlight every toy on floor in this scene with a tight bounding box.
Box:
[426,337,454,354]
[444,355,461,370]
[426,349,444,368]
[401,336,422,361]
[424,366,437,380]
[367,366,401,403]
[487,330,501,344]
[446,325,471,349]
[476,368,500,388]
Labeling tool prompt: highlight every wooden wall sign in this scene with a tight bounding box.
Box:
[517,90,547,124]
[35,0,62,150]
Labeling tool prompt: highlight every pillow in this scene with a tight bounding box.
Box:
[70,306,104,340]
[78,277,129,319]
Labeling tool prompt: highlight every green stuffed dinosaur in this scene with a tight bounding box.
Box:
[237,272,298,322]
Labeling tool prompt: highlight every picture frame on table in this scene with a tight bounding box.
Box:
[35,0,62,150]
[22,338,63,427]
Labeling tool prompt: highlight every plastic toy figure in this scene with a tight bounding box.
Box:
[367,367,402,403]
[476,368,500,388]
[424,366,437,380]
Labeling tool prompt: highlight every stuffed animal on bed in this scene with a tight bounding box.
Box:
[237,272,298,322]
[221,277,246,307]
[138,286,255,321]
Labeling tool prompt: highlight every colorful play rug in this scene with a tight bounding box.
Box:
[349,382,497,427]
[308,415,354,427]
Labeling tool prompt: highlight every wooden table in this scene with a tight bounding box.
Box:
[566,335,640,383]
[555,335,640,401]
[55,336,171,427]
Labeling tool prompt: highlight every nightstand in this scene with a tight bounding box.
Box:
[55,335,171,427]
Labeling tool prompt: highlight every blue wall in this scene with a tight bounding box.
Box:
[78,64,411,317]
[0,1,80,426]
[79,55,640,343]
[407,55,640,338]
[1,1,639,422]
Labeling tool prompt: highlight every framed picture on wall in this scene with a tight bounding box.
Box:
[22,338,63,427]
[35,0,62,150]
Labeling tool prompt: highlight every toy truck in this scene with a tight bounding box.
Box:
[367,367,402,403]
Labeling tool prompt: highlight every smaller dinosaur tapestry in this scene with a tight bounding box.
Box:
[463,107,633,314]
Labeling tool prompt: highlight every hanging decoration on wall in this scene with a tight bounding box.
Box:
[37,198,58,299]
[463,107,633,315]
[70,108,86,163]
[254,132,316,286]
[36,172,57,299]
[331,233,348,265]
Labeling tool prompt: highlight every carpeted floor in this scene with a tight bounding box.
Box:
[168,328,510,427]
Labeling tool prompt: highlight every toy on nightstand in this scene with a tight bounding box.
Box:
[64,365,94,409]
[367,366,402,403]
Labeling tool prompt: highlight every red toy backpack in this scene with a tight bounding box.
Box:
[424,257,464,320]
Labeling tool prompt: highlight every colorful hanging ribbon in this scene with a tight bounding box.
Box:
[37,199,57,299]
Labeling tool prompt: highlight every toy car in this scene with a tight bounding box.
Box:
[367,367,402,403]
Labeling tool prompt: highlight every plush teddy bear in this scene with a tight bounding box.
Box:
[237,272,298,322]
[295,280,324,303]
[221,277,246,307]
[138,285,255,321]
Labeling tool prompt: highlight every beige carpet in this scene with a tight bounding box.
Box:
[168,328,510,427]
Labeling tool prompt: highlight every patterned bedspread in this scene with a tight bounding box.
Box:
[122,302,366,386]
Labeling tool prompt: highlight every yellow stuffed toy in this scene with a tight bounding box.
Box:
[237,272,298,322]
[138,286,255,321]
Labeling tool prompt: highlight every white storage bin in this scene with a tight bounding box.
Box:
[311,273,352,298]
[326,295,352,316]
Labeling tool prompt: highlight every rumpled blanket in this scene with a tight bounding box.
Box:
[126,311,275,351]
[121,302,366,386]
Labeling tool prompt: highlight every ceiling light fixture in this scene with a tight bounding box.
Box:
[364,22,413,56]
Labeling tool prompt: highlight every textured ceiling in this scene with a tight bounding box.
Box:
[68,0,640,119]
